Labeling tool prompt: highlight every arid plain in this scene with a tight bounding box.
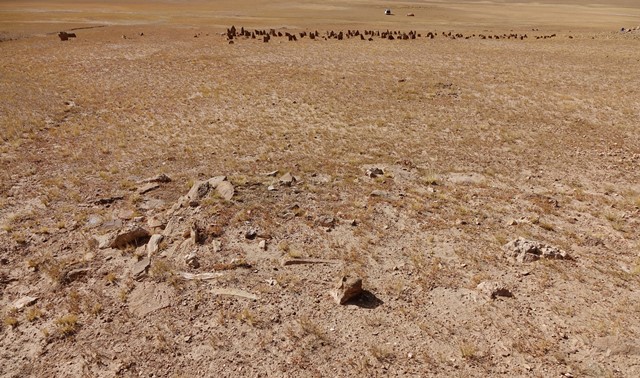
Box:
[1,0,640,376]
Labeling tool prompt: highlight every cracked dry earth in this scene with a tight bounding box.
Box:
[1,23,640,377]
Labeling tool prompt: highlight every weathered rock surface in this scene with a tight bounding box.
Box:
[504,237,569,263]
[127,282,173,317]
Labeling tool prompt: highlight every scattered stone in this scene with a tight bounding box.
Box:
[147,216,165,230]
[101,219,123,230]
[211,288,259,300]
[186,180,211,205]
[132,257,151,280]
[258,240,267,250]
[279,172,295,186]
[146,234,164,257]
[180,272,223,280]
[281,258,342,266]
[111,228,151,250]
[185,251,200,268]
[92,233,114,249]
[94,195,124,205]
[63,267,91,284]
[366,167,384,178]
[206,175,227,188]
[86,214,103,228]
[216,180,234,200]
[504,237,570,263]
[267,185,277,191]
[370,190,400,201]
[506,219,518,226]
[137,182,160,194]
[12,296,37,310]
[476,281,513,299]
[317,215,336,228]
[118,209,135,220]
[185,176,228,205]
[189,222,203,244]
[265,170,279,177]
[245,229,257,240]
[138,173,172,184]
[331,274,363,305]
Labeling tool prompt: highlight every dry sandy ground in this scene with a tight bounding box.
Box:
[1,1,640,377]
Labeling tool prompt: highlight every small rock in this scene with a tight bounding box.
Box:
[147,216,165,230]
[504,237,570,263]
[101,219,123,230]
[63,267,91,284]
[245,229,257,240]
[86,215,103,228]
[186,180,210,205]
[93,234,114,249]
[265,170,279,177]
[476,281,513,299]
[146,234,164,257]
[279,172,296,186]
[94,195,124,205]
[138,173,172,184]
[133,257,150,280]
[118,209,135,220]
[506,219,518,226]
[331,274,363,305]
[267,185,277,191]
[366,167,384,178]
[258,240,267,250]
[12,296,38,310]
[216,181,234,200]
[185,252,200,269]
[317,215,336,228]
[111,228,151,250]
[370,190,399,201]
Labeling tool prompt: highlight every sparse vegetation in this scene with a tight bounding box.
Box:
[1,1,640,376]
[55,314,79,337]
